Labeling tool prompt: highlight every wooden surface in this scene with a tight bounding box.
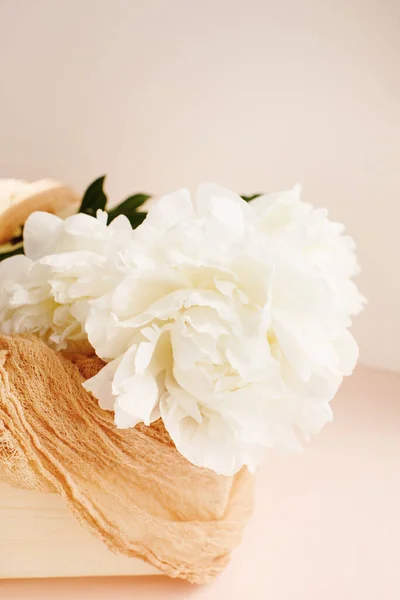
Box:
[1,365,400,599]
[0,483,159,578]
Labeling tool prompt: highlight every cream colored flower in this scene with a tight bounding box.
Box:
[84,184,365,475]
[0,183,364,475]
[0,209,133,351]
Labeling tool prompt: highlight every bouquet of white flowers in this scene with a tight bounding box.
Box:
[0,177,365,476]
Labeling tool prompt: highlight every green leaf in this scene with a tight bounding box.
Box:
[241,194,262,202]
[0,242,24,262]
[108,193,151,222]
[126,212,147,229]
[79,175,108,216]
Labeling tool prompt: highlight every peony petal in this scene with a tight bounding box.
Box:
[114,372,160,426]
[85,302,134,360]
[39,251,104,272]
[182,306,229,338]
[117,289,188,329]
[108,214,133,234]
[273,312,334,382]
[23,211,64,260]
[96,209,108,225]
[0,254,32,284]
[249,185,302,215]
[196,183,252,215]
[114,405,141,428]
[160,393,264,475]
[111,268,188,319]
[196,183,257,240]
[332,329,359,376]
[134,188,194,242]
[64,212,105,236]
[83,358,121,411]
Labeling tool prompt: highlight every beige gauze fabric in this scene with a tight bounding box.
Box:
[0,334,254,583]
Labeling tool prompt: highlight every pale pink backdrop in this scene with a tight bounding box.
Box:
[2,366,400,598]
[0,0,399,371]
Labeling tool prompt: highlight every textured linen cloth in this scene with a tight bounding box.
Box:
[0,334,254,583]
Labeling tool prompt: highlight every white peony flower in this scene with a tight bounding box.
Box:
[83,184,365,476]
[0,209,133,351]
[251,185,365,319]
[0,182,364,475]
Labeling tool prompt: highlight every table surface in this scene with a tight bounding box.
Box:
[1,365,400,600]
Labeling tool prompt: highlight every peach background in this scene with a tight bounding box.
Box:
[0,0,399,371]
[2,365,400,598]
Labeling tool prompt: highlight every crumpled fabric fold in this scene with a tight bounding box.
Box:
[0,334,254,583]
